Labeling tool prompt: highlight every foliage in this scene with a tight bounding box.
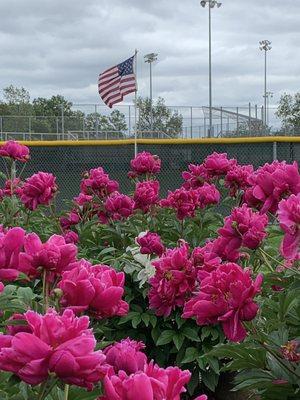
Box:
[136,96,183,138]
[276,93,300,133]
[0,144,299,400]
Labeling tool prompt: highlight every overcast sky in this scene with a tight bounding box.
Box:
[0,0,299,109]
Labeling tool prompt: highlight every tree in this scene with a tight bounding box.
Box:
[135,97,183,138]
[3,85,30,105]
[84,110,127,138]
[32,95,73,116]
[276,93,300,133]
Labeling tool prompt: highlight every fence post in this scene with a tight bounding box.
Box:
[204,117,206,138]
[128,105,131,137]
[0,117,2,140]
[95,105,98,137]
[190,107,193,138]
[236,107,239,135]
[61,105,65,140]
[29,116,31,137]
[248,102,251,136]
[220,107,223,136]
[273,141,277,161]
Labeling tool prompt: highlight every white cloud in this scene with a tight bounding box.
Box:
[0,0,299,108]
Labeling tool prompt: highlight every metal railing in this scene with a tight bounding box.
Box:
[0,104,296,141]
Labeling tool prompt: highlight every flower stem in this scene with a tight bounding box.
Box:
[42,269,49,312]
[64,384,69,400]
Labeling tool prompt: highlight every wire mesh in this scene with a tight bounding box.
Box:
[2,140,297,209]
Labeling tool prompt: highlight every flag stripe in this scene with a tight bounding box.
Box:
[98,55,136,108]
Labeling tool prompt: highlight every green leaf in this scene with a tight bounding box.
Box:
[183,327,201,342]
[182,347,199,364]
[156,330,175,346]
[173,333,185,350]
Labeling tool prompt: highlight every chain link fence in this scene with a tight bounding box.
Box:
[1,104,297,141]
[1,139,298,209]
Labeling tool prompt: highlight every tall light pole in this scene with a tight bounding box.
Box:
[266,91,273,127]
[259,40,272,127]
[144,53,158,133]
[200,0,222,138]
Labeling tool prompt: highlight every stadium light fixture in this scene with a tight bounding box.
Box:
[259,40,272,127]
[144,53,158,133]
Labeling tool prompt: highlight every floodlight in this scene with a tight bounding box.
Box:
[200,0,206,7]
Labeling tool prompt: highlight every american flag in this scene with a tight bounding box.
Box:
[98,55,136,108]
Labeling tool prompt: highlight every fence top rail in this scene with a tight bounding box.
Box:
[0,136,299,147]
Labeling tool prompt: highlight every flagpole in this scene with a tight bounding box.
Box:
[134,49,138,157]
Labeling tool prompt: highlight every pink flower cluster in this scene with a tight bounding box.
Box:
[0,178,24,200]
[183,263,263,342]
[129,151,161,177]
[161,184,220,220]
[100,338,192,400]
[204,152,237,177]
[134,180,160,212]
[245,161,300,214]
[149,242,196,316]
[0,140,30,163]
[104,192,135,221]
[0,309,109,389]
[218,204,268,251]
[21,172,57,210]
[19,233,77,280]
[80,167,119,199]
[225,164,254,197]
[182,164,210,189]
[0,227,77,282]
[278,193,300,260]
[137,232,165,257]
[57,259,129,319]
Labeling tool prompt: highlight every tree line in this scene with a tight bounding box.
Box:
[0,86,183,138]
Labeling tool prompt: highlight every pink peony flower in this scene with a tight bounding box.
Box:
[182,164,210,189]
[218,204,268,250]
[73,193,93,206]
[278,194,300,260]
[248,161,300,214]
[6,313,32,335]
[194,183,220,209]
[0,227,27,281]
[0,282,4,293]
[80,167,119,199]
[225,164,254,197]
[161,187,198,220]
[0,178,24,200]
[192,242,222,279]
[194,396,208,400]
[0,140,30,162]
[130,151,161,176]
[204,152,236,177]
[63,230,79,244]
[57,259,129,319]
[183,263,263,342]
[134,180,160,212]
[149,242,196,316]
[60,210,80,231]
[0,309,108,388]
[105,192,135,221]
[100,361,191,400]
[281,340,300,363]
[210,236,241,262]
[136,232,165,257]
[21,172,57,210]
[104,339,147,375]
[19,233,77,279]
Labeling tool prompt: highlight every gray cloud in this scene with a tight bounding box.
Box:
[0,0,299,112]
